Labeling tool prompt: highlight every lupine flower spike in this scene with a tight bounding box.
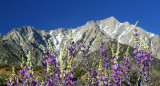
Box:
[40,44,47,54]
[61,28,76,85]
[48,39,53,54]
[97,59,104,85]
[70,28,73,40]
[111,47,115,57]
[116,42,120,59]
[45,60,55,85]
[58,46,66,85]
[111,42,124,86]
[132,21,154,86]
[7,66,19,86]
[123,45,132,85]
[19,51,37,85]
[20,54,25,68]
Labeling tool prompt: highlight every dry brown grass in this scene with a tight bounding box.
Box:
[0,67,43,79]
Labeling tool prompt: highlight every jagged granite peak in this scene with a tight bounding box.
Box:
[1,16,160,66]
[88,17,160,59]
[2,26,45,65]
[73,17,159,57]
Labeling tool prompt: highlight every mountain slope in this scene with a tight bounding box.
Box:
[0,16,160,65]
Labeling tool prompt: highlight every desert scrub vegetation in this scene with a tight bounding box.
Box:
[0,73,9,85]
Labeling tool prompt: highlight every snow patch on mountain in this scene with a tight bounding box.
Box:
[150,33,155,38]
[63,41,66,45]
[49,30,53,36]
[29,36,32,40]
[151,41,153,51]
[66,34,69,39]
[103,26,111,35]
[58,48,62,59]
[73,31,81,42]
[28,32,33,40]
[112,24,119,34]
[28,32,33,36]
[56,33,63,50]
[118,30,125,43]
[20,43,23,46]
[145,37,148,41]
[49,30,57,49]
[72,29,76,34]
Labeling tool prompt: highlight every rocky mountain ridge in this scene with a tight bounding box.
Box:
[0,16,160,66]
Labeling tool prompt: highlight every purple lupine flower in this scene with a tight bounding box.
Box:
[147,50,152,54]
[43,54,56,67]
[134,50,154,85]
[55,67,59,71]
[56,72,61,79]
[90,67,98,85]
[134,33,139,36]
[149,56,153,60]
[55,36,77,85]
[29,80,37,85]
[67,45,76,56]
[133,23,154,85]
[99,40,109,68]
[112,63,119,70]
[123,55,132,85]
[78,39,86,56]
[91,68,97,76]
[20,69,25,75]
[7,81,11,86]
[70,80,75,84]
[79,45,86,48]
[134,28,138,32]
[60,72,76,85]
[28,73,32,78]
[45,72,50,77]
[136,38,140,41]
[19,61,37,85]
[7,77,19,86]
[111,59,125,85]
[90,39,109,86]
[45,77,55,85]
[28,65,32,69]
[78,39,84,44]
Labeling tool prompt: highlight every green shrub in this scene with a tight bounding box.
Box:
[38,68,45,74]
[74,66,85,78]
[0,73,9,85]
[0,63,9,69]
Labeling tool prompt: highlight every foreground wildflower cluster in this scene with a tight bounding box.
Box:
[133,21,153,86]
[7,22,155,86]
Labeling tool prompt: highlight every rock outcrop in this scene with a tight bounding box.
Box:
[0,16,160,66]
